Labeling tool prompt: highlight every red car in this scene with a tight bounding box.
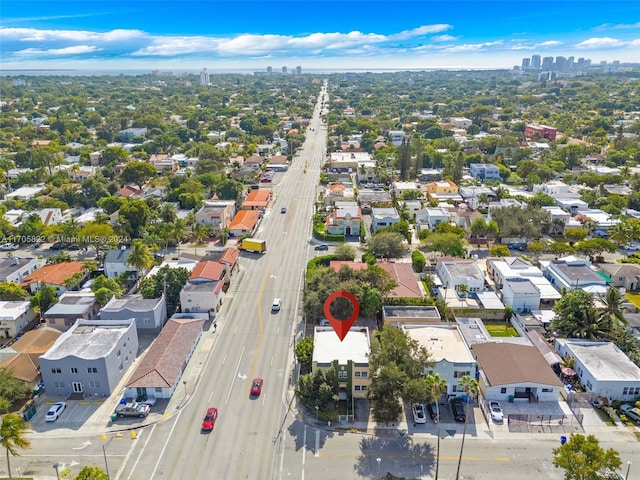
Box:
[250,378,264,396]
[201,407,218,432]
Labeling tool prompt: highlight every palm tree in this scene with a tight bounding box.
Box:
[598,286,628,329]
[608,222,630,247]
[173,219,187,253]
[127,239,154,279]
[455,375,479,480]
[1,413,31,480]
[191,222,212,254]
[425,374,447,480]
[158,203,177,224]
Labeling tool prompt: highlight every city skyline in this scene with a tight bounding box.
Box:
[1,1,640,72]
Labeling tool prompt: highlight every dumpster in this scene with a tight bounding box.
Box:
[110,413,118,422]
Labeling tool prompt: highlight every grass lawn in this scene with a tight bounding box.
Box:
[626,292,640,309]
[485,323,519,337]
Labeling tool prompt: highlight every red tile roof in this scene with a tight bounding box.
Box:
[329,261,369,272]
[21,261,86,288]
[189,261,225,281]
[377,262,423,298]
[126,318,204,389]
[219,247,240,266]
[243,189,271,208]
[229,210,260,230]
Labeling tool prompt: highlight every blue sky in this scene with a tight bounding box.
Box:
[1,1,639,71]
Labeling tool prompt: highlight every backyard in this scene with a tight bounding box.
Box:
[485,322,519,337]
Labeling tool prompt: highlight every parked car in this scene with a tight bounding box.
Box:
[136,394,157,407]
[250,378,264,396]
[412,403,427,424]
[620,403,640,423]
[114,402,150,418]
[0,243,19,251]
[314,243,329,251]
[49,242,65,250]
[201,407,218,432]
[45,402,66,422]
[426,403,440,423]
[622,244,640,251]
[451,399,466,422]
[489,401,504,423]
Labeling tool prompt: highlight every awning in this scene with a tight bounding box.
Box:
[561,367,576,377]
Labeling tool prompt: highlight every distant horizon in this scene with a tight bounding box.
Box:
[1,1,640,71]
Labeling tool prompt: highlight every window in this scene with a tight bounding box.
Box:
[354,372,361,377]
[454,371,471,378]
[355,385,362,391]
[361,385,367,391]
[70,367,78,374]
[542,388,553,392]
[119,364,123,371]
[623,387,629,395]
[87,367,97,374]
[51,368,61,374]
[53,381,65,388]
[143,318,151,324]
[586,381,593,390]
[338,370,347,380]
[155,387,162,394]
[117,350,121,357]
[500,388,507,394]
[360,371,368,378]
[89,381,100,388]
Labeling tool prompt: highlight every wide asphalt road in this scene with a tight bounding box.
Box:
[112,84,330,480]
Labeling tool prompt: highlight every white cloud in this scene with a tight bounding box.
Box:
[595,22,640,31]
[18,45,101,55]
[390,24,451,40]
[431,35,458,42]
[444,41,503,53]
[575,37,627,49]
[537,40,563,47]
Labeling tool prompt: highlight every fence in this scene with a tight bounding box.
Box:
[507,411,584,434]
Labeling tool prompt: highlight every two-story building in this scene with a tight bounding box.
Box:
[39,319,138,397]
[415,207,454,234]
[0,257,40,284]
[195,200,236,233]
[502,278,541,313]
[435,257,485,296]
[104,248,135,279]
[313,327,371,400]
[370,208,401,232]
[100,295,167,333]
[325,205,362,237]
[404,324,476,398]
[179,261,227,315]
[469,163,502,181]
[0,301,36,339]
[541,255,608,294]
[42,291,100,332]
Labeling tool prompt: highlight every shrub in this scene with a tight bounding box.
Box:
[411,249,426,272]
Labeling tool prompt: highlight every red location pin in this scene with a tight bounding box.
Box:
[323,291,359,342]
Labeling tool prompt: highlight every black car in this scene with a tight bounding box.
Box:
[426,403,440,423]
[314,243,329,251]
[49,242,65,250]
[451,399,466,422]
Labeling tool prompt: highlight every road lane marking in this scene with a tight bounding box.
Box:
[149,410,183,480]
[208,391,213,402]
[270,356,274,366]
[222,354,227,364]
[262,393,266,406]
[225,345,246,405]
[125,424,156,480]
[314,429,320,457]
[301,425,306,480]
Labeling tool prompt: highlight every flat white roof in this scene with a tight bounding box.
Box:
[42,320,134,360]
[476,291,504,309]
[404,325,474,364]
[0,301,31,320]
[313,327,370,365]
[557,339,640,381]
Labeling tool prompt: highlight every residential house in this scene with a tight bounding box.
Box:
[555,197,589,215]
[459,186,497,210]
[244,155,264,170]
[242,189,272,210]
[0,301,37,339]
[388,130,405,146]
[382,306,441,325]
[555,339,640,401]
[313,326,371,399]
[577,209,620,230]
[100,295,167,333]
[502,278,541,313]
[541,255,608,295]
[0,327,61,386]
[377,262,423,299]
[323,183,356,206]
[329,261,369,274]
[418,168,443,182]
[398,200,422,220]
[115,185,143,198]
[123,317,204,400]
[358,189,392,213]
[533,180,570,197]
[20,261,87,295]
[469,163,502,181]
[541,206,571,234]
[228,210,260,237]
[415,207,454,233]
[104,248,134,279]
[179,261,227,315]
[34,208,63,226]
[325,206,362,237]
[40,319,138,397]
[450,117,473,129]
[195,201,236,233]
[425,180,458,199]
[487,198,525,214]
[435,257,485,295]
[487,257,561,304]
[404,324,476,398]
[70,166,98,182]
[525,124,557,141]
[0,257,40,284]
[117,127,147,139]
[201,248,240,280]
[472,342,563,402]
[370,208,400,232]
[42,291,99,332]
[598,263,640,291]
[5,185,47,201]
[390,181,420,198]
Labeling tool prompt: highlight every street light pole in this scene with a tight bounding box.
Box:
[626,461,632,480]
[315,405,319,420]
[53,463,60,480]
[102,436,114,480]
[376,457,381,478]
[183,380,188,398]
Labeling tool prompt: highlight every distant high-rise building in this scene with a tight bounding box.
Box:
[531,55,541,70]
[541,56,554,70]
[522,58,531,69]
[555,56,567,71]
[267,66,273,75]
[296,66,302,75]
[567,56,574,69]
[200,68,209,86]
[282,66,288,74]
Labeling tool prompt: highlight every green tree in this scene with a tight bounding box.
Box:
[29,285,58,316]
[127,239,154,278]
[295,337,314,370]
[73,466,109,480]
[489,244,510,257]
[455,375,478,480]
[366,231,406,259]
[0,282,29,301]
[598,286,628,330]
[0,413,31,480]
[78,223,116,255]
[424,233,467,257]
[139,266,190,315]
[0,368,31,413]
[552,434,621,480]
[411,249,426,272]
[552,290,611,340]
[118,198,151,238]
[120,161,157,190]
[425,374,447,480]
[564,227,588,243]
[333,243,356,261]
